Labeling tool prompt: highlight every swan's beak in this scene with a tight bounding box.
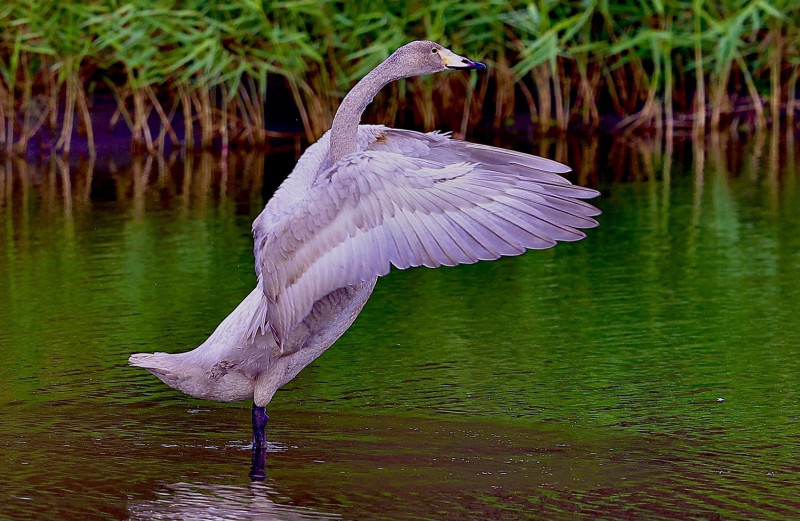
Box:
[441,48,486,70]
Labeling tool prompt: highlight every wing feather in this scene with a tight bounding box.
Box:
[438,216,482,264]
[384,217,415,269]
[252,126,600,346]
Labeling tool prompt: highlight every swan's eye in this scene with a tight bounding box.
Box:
[431,48,438,54]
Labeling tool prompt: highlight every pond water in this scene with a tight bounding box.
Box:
[1,133,799,520]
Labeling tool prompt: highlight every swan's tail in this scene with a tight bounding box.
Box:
[129,351,206,398]
[130,351,173,371]
[128,351,186,389]
[128,286,269,403]
[129,349,255,403]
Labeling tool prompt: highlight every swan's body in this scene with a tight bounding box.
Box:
[130,41,600,450]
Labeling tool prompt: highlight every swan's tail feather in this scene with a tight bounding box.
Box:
[128,352,186,390]
[129,352,173,371]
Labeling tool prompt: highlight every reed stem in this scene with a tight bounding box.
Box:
[1,0,798,156]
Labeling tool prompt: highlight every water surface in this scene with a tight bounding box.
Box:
[1,135,799,519]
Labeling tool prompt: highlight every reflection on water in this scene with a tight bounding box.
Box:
[1,131,800,520]
[129,481,341,520]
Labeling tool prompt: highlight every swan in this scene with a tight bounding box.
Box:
[129,41,600,450]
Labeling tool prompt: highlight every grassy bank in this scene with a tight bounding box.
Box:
[1,0,799,155]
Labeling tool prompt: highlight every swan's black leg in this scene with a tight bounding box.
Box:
[250,403,269,481]
[252,403,269,449]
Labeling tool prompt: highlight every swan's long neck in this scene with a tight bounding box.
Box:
[328,54,403,164]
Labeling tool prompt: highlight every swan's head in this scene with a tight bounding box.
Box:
[390,40,486,77]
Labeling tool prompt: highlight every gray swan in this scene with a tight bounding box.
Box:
[129,41,600,450]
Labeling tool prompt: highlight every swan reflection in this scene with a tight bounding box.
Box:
[128,480,340,521]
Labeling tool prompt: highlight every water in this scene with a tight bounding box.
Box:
[1,134,799,520]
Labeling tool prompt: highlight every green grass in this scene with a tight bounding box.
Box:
[1,0,799,155]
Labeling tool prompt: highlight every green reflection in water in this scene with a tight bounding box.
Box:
[1,136,799,520]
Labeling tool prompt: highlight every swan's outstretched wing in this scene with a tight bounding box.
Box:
[252,130,600,347]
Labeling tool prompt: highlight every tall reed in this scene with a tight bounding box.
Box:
[1,0,799,156]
